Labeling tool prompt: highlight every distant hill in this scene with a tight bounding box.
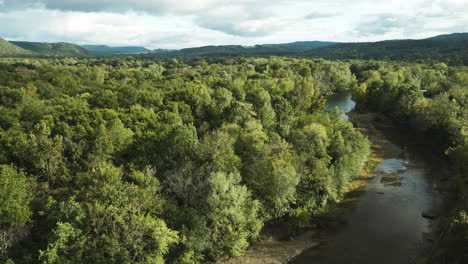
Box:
[304,38,468,64]
[82,45,150,55]
[11,41,91,57]
[142,33,468,65]
[260,41,337,51]
[2,33,468,64]
[151,48,177,54]
[425,33,468,41]
[0,38,38,57]
[145,41,337,57]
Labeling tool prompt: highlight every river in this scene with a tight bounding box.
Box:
[291,91,437,264]
[325,92,356,120]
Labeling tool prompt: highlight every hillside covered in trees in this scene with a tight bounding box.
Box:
[81,45,151,55]
[11,41,91,58]
[305,38,468,65]
[144,41,338,57]
[0,57,371,264]
[0,39,37,57]
[143,33,468,66]
[1,33,468,65]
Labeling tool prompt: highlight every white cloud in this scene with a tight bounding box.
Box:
[0,0,466,49]
[304,12,338,19]
[356,14,421,37]
[2,0,264,14]
[0,9,197,48]
[194,5,289,37]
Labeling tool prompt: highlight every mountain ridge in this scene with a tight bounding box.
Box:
[1,33,467,65]
[11,41,91,57]
[81,45,150,55]
[142,33,468,65]
[425,32,468,40]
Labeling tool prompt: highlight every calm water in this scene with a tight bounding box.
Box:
[292,91,435,264]
[325,92,356,120]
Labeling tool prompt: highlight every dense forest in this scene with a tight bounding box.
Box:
[0,56,466,263]
[0,57,371,263]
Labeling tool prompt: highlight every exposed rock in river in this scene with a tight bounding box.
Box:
[422,210,438,220]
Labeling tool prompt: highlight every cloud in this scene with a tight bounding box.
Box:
[433,0,468,10]
[304,12,337,19]
[353,0,468,39]
[356,14,412,36]
[2,0,260,15]
[1,0,467,48]
[0,8,201,48]
[194,5,288,37]
[2,0,292,39]
[197,18,285,37]
[354,10,450,39]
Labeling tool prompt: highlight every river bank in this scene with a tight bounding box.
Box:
[220,105,446,264]
[349,112,455,263]
[218,109,409,264]
[292,110,439,264]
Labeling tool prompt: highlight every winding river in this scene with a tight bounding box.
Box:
[292,92,438,264]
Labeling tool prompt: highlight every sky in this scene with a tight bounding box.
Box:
[0,0,467,49]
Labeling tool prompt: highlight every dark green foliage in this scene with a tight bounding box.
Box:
[0,164,31,260]
[0,165,31,228]
[0,56,371,263]
[430,211,468,264]
[39,163,178,264]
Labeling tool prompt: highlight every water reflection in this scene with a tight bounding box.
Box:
[325,92,356,120]
[291,92,434,264]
